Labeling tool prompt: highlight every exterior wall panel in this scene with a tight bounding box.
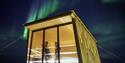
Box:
[72,12,101,63]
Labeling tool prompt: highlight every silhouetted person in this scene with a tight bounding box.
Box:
[44,41,51,63]
[55,42,60,63]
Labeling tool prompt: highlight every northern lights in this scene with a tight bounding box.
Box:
[0,0,125,63]
[23,0,59,39]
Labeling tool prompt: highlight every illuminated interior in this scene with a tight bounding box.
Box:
[25,11,101,63]
[29,24,79,63]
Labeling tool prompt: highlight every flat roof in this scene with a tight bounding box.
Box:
[24,10,74,26]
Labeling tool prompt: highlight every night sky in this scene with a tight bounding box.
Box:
[0,0,125,63]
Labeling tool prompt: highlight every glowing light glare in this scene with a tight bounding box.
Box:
[29,57,78,63]
[23,0,59,39]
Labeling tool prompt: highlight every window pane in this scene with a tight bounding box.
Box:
[59,24,79,63]
[44,27,57,63]
[29,30,43,63]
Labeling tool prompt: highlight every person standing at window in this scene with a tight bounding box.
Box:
[44,41,51,63]
[55,42,60,63]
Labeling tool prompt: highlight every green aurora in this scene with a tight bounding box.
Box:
[23,0,59,39]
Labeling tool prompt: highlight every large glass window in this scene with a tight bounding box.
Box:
[29,23,79,63]
[29,30,43,63]
[44,27,57,63]
[59,24,79,63]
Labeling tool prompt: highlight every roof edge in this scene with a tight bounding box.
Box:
[24,10,74,26]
